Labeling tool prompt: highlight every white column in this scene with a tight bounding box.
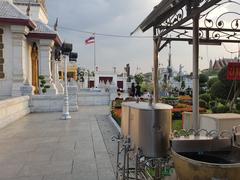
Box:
[83,71,88,88]
[123,74,128,92]
[39,39,57,94]
[11,25,31,96]
[54,61,64,94]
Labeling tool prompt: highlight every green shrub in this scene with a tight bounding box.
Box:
[162,97,178,100]
[199,93,211,103]
[209,101,217,108]
[39,75,50,94]
[210,80,229,100]
[219,99,227,105]
[236,103,240,110]
[212,104,229,113]
[42,88,46,93]
[114,99,123,108]
[207,77,218,89]
[199,99,208,108]
[199,88,207,95]
[39,75,45,80]
[172,120,183,131]
[41,80,46,84]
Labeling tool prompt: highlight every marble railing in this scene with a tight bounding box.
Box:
[30,86,78,112]
[0,96,30,129]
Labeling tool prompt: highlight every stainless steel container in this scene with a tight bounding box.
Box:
[121,102,172,157]
[172,146,240,180]
[171,136,232,153]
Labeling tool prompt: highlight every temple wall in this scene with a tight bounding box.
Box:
[78,91,110,106]
[0,96,30,129]
[0,25,13,97]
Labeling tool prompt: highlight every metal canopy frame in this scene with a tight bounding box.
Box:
[134,0,240,130]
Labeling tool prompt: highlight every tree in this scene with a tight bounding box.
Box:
[207,77,218,89]
[218,66,232,87]
[199,74,209,87]
[141,82,153,93]
[210,80,229,100]
[134,73,144,85]
[199,73,209,94]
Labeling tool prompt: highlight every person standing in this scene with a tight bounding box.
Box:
[136,83,141,97]
[131,83,135,97]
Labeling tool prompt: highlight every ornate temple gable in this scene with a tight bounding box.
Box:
[13,0,48,23]
[13,0,47,12]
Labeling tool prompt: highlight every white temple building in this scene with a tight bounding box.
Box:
[87,67,128,92]
[0,0,62,98]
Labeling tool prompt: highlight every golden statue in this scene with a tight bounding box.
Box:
[31,43,39,94]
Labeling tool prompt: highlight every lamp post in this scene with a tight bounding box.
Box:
[61,43,72,120]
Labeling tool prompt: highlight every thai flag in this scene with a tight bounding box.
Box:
[85,36,95,45]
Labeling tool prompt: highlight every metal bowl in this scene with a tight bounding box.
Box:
[172,146,240,180]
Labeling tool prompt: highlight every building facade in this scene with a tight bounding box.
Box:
[0,0,62,98]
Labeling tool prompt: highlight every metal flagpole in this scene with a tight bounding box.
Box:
[192,14,200,130]
[94,33,96,72]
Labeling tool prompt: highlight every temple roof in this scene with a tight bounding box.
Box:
[0,0,29,19]
[0,0,36,28]
[213,58,239,71]
[0,0,61,45]
[28,21,62,46]
[33,21,55,34]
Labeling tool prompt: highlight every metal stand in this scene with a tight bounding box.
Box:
[61,55,71,120]
[112,136,171,180]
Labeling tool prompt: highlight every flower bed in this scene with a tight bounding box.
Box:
[172,103,206,120]
[111,108,122,126]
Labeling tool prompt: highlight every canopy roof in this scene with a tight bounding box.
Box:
[139,0,185,32]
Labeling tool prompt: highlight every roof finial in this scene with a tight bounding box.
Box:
[26,0,31,16]
[54,18,58,31]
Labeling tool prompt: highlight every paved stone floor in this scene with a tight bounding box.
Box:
[0,106,114,180]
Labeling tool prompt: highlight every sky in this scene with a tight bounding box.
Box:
[46,0,239,75]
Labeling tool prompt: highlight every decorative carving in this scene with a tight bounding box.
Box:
[157,0,240,43]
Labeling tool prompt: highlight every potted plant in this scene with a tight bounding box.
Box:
[39,75,50,94]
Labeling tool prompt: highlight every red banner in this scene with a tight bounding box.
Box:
[227,62,240,80]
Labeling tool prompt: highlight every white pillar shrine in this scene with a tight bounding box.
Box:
[39,39,57,94]
[11,25,32,96]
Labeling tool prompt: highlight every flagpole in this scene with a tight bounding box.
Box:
[94,33,96,72]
